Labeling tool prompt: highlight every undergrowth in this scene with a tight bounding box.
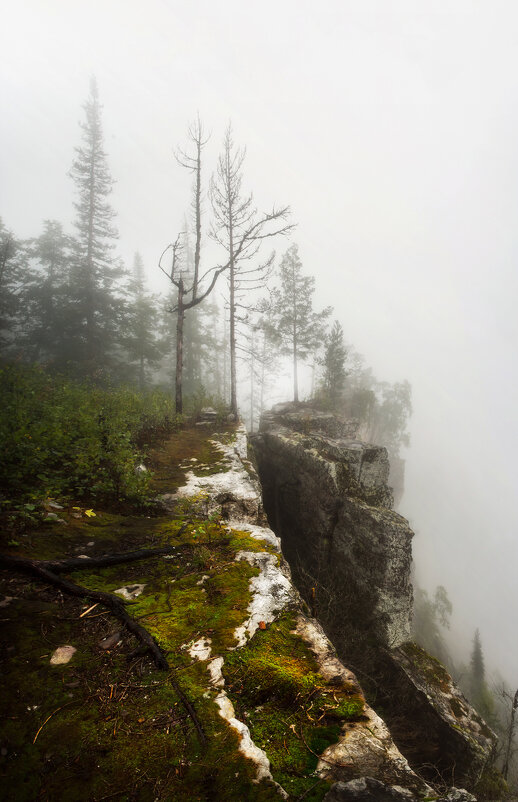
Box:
[0,363,180,527]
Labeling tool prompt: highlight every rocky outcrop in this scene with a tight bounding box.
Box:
[167,423,427,796]
[255,402,412,648]
[253,403,496,792]
[323,777,476,802]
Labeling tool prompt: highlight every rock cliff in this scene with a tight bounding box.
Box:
[253,403,497,795]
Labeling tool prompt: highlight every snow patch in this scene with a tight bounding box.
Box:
[207,657,287,797]
[114,584,145,600]
[233,551,294,648]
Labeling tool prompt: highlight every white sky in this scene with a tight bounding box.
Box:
[3,0,518,682]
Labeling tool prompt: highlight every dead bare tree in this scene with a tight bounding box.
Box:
[174,116,209,301]
[159,235,226,414]
[210,122,294,417]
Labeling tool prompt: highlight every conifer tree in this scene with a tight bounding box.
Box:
[272,244,331,403]
[469,629,495,723]
[124,252,164,390]
[321,320,347,409]
[68,77,123,375]
[23,220,74,365]
[0,219,25,353]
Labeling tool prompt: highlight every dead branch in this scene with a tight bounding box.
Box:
[1,543,184,575]
[0,554,170,670]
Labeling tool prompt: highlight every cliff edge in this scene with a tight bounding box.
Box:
[253,403,497,796]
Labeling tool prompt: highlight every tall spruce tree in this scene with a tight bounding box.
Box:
[272,244,331,403]
[68,77,123,375]
[469,629,495,723]
[321,320,347,409]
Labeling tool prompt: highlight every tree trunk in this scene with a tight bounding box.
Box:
[293,327,298,403]
[503,689,518,780]
[139,354,145,392]
[250,328,255,433]
[175,278,184,414]
[229,221,237,418]
[259,331,266,418]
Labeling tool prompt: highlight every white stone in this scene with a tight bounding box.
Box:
[187,638,212,661]
[50,645,77,665]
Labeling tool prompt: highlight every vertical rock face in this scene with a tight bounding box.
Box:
[255,403,413,648]
[253,403,497,793]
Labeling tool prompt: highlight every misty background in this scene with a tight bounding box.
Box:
[2,1,518,683]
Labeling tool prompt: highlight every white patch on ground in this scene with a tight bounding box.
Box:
[50,645,77,665]
[162,425,262,524]
[196,575,210,585]
[174,466,258,503]
[188,637,212,661]
[207,657,288,798]
[114,584,145,600]
[233,552,295,648]
[227,520,281,551]
[207,656,225,687]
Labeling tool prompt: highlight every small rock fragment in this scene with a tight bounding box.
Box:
[99,632,122,650]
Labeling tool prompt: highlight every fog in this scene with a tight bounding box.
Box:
[3,1,518,682]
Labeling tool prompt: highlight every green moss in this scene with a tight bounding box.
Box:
[223,615,364,798]
[400,641,451,693]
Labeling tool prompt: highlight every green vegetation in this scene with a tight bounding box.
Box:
[0,364,179,520]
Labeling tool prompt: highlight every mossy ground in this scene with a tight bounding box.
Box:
[0,423,353,801]
[223,616,365,800]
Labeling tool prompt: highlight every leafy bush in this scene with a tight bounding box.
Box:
[0,364,179,506]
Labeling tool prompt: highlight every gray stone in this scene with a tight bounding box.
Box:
[253,412,411,647]
[99,631,122,650]
[0,595,15,608]
[323,777,417,801]
[199,406,218,422]
[441,790,477,802]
